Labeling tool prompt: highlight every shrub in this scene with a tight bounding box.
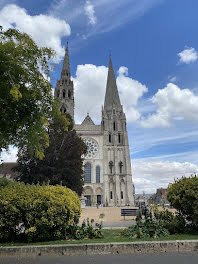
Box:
[66,218,103,240]
[122,209,169,239]
[153,207,186,234]
[0,181,81,242]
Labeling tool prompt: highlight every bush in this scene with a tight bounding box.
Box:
[66,218,103,240]
[167,175,198,227]
[0,180,81,242]
[153,207,186,234]
[122,209,169,239]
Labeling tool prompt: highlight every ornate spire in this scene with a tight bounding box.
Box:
[104,55,121,111]
[61,40,70,79]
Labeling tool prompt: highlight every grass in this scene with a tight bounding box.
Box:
[1,229,198,247]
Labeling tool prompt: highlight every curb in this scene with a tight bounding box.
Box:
[1,240,198,257]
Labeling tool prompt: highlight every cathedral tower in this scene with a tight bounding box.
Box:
[102,56,135,206]
[54,41,74,119]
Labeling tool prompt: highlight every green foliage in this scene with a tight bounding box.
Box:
[0,181,81,242]
[122,209,169,239]
[16,113,87,195]
[153,207,186,234]
[66,219,103,240]
[0,177,13,188]
[0,26,63,158]
[167,175,198,226]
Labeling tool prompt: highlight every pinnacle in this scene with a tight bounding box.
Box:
[104,56,121,111]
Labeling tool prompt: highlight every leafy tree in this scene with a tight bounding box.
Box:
[0,26,61,158]
[167,175,198,226]
[16,113,87,196]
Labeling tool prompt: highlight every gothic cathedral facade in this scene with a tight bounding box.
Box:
[55,43,135,206]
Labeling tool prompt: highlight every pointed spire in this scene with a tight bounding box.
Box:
[61,40,70,79]
[104,55,121,111]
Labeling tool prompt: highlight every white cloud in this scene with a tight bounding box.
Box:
[141,83,198,128]
[0,4,71,62]
[73,64,147,123]
[84,0,97,25]
[48,0,162,40]
[133,159,198,193]
[169,76,177,82]
[73,64,108,123]
[178,47,198,64]
[117,66,148,122]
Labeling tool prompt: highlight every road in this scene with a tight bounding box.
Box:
[1,252,198,264]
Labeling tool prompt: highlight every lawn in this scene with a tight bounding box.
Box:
[1,229,198,247]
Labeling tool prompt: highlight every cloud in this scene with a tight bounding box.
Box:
[178,47,198,64]
[73,64,147,123]
[84,0,97,25]
[133,159,198,193]
[141,83,198,128]
[169,76,177,82]
[0,4,71,62]
[117,66,148,122]
[48,0,162,40]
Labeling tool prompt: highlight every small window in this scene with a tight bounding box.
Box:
[119,161,123,174]
[96,166,100,183]
[63,90,66,98]
[118,133,121,143]
[68,90,71,98]
[121,191,123,199]
[109,161,113,174]
[110,191,113,200]
[109,134,111,143]
[113,121,116,131]
[113,109,115,114]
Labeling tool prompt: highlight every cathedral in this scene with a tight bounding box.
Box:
[55,43,135,207]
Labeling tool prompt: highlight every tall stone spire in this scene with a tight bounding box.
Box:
[61,41,70,79]
[104,56,121,112]
[54,41,74,119]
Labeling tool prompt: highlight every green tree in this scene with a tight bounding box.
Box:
[167,175,198,226]
[0,26,61,158]
[16,113,87,196]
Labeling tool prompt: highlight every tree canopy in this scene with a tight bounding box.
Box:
[0,26,63,159]
[167,175,198,226]
[16,113,87,196]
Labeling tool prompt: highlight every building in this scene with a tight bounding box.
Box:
[55,43,135,207]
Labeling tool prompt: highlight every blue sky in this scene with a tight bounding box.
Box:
[1,0,198,193]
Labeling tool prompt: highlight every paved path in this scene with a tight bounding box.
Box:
[2,252,198,264]
[102,220,136,229]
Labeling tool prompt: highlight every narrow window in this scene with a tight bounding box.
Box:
[109,134,111,143]
[63,90,66,98]
[68,90,71,98]
[121,191,123,199]
[84,163,91,183]
[113,109,115,114]
[113,121,116,131]
[109,161,113,174]
[119,161,123,174]
[110,191,113,200]
[96,166,100,183]
[118,133,121,143]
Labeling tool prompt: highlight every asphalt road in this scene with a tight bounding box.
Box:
[1,252,198,264]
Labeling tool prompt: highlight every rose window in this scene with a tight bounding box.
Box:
[83,138,98,158]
